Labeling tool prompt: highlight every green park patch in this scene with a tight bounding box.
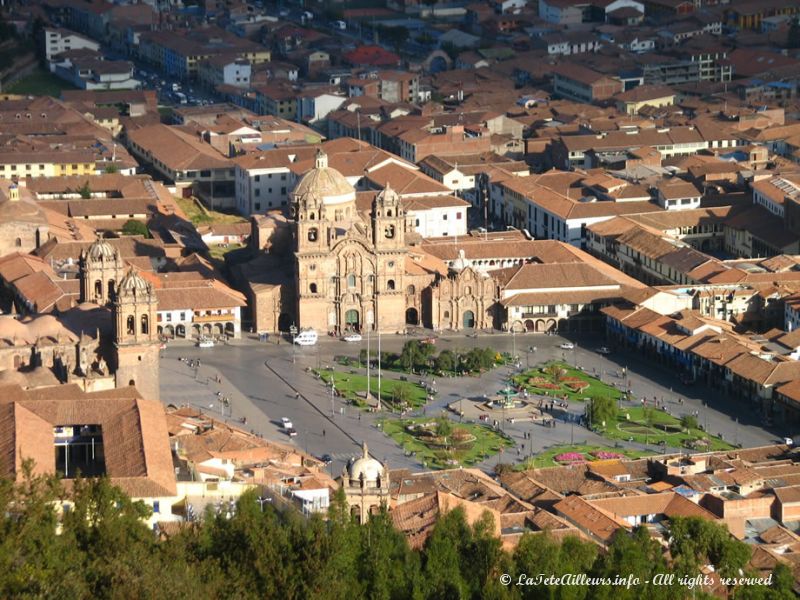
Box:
[512,361,623,402]
[379,416,514,469]
[316,368,428,410]
[517,444,654,469]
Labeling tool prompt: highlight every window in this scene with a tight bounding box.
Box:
[388,261,395,268]
[444,311,450,319]
[347,274,356,288]
[308,227,318,242]
[384,224,395,239]
[166,313,172,322]
[310,283,317,293]
[415,219,420,226]
[153,501,160,514]
[126,315,135,335]
[254,175,260,182]
[15,237,22,247]
[200,170,211,178]
[456,212,462,220]
[387,279,395,291]
[406,285,415,295]
[255,189,260,197]
[443,214,448,220]
[255,202,261,211]
[180,312,185,321]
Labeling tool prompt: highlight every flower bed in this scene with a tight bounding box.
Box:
[554,452,585,463]
[591,451,625,460]
[565,382,589,392]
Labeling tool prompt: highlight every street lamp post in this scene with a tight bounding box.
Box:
[330,380,336,417]
[290,324,298,364]
[511,327,516,361]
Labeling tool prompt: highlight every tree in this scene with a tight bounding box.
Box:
[399,340,421,371]
[545,363,565,384]
[434,349,456,374]
[377,25,409,52]
[77,180,92,199]
[104,164,119,174]
[669,517,752,582]
[590,396,617,429]
[592,527,676,600]
[436,414,453,449]
[788,18,800,49]
[391,382,412,407]
[680,414,699,432]
[121,219,149,237]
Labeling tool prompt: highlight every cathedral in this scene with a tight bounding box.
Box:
[293,149,413,334]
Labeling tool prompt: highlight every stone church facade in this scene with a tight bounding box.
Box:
[293,150,412,334]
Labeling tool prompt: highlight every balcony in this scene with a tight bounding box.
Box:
[193,314,235,323]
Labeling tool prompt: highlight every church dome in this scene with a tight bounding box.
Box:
[85,238,118,261]
[347,441,385,485]
[292,149,356,207]
[0,183,46,224]
[117,268,151,295]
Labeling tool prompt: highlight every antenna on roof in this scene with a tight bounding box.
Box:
[356,110,361,142]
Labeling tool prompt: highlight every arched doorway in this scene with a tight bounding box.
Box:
[462,310,475,329]
[278,313,292,332]
[405,307,419,325]
[213,323,224,336]
[225,322,235,336]
[345,309,360,330]
[176,324,186,338]
[164,324,174,338]
[191,324,201,338]
[535,319,545,332]
[202,324,212,336]
[525,319,535,332]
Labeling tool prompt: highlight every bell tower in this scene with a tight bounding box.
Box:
[112,267,160,400]
[372,183,405,250]
[80,238,123,305]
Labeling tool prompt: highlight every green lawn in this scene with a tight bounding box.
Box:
[7,67,76,96]
[380,417,514,469]
[598,406,732,451]
[317,368,428,409]
[512,361,623,402]
[517,444,654,469]
[177,197,248,226]
[208,243,244,260]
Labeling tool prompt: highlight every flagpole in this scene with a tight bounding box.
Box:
[377,326,382,411]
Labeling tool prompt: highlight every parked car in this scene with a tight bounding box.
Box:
[318,454,333,465]
[197,338,214,348]
[597,346,611,355]
[281,417,291,424]
[285,427,297,437]
[343,333,362,342]
[559,342,575,350]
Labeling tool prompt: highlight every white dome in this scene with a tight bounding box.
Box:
[347,442,385,484]
[292,149,356,207]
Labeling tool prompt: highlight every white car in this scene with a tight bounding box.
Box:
[597,346,611,355]
[281,417,291,424]
[197,338,214,348]
[343,333,362,342]
[559,342,575,350]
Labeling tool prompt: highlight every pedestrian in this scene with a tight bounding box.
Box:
[295,392,300,400]
[323,429,326,437]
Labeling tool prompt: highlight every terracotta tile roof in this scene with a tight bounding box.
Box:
[0,385,176,498]
[554,495,630,544]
